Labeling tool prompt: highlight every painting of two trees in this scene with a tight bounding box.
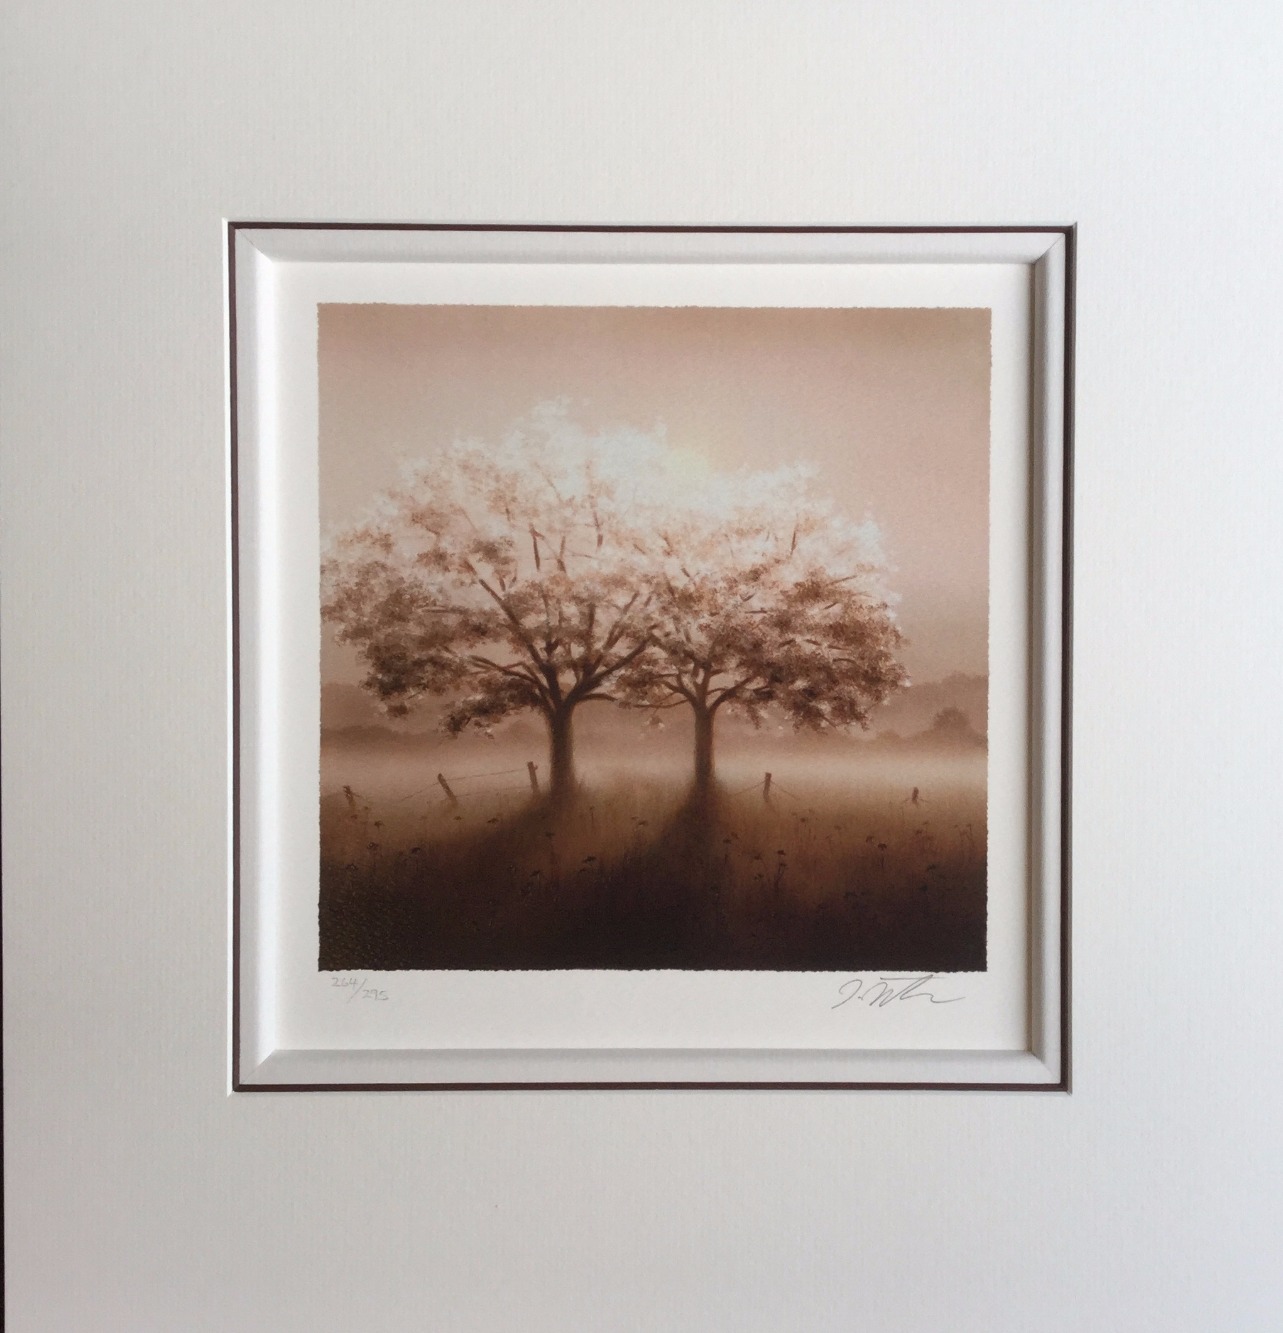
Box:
[318,304,990,973]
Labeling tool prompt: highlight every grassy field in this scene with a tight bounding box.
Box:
[319,739,987,972]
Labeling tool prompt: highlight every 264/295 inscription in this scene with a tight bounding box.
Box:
[330,975,389,1003]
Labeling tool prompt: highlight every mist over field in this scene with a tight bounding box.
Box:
[319,692,987,972]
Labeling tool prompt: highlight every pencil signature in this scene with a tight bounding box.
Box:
[831,974,964,1009]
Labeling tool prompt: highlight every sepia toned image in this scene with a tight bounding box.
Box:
[318,303,990,972]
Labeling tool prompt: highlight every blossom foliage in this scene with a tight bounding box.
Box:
[617,465,907,730]
[323,405,907,751]
[322,404,662,732]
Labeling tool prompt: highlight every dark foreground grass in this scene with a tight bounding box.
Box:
[319,768,986,972]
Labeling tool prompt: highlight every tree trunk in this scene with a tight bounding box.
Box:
[693,704,715,794]
[547,707,576,803]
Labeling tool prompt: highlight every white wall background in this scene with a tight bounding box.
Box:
[3,2,1281,1328]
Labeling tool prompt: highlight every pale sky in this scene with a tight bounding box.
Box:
[319,303,990,685]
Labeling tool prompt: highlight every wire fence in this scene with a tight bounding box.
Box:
[712,774,808,803]
[324,763,537,809]
[328,768,817,810]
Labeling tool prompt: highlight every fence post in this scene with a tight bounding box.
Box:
[437,773,458,805]
[763,772,773,805]
[527,761,540,794]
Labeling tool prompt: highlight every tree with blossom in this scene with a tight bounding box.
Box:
[322,405,662,803]
[619,466,907,795]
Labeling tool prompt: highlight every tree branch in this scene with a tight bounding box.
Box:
[710,674,762,712]
[466,655,550,702]
[473,576,546,669]
[600,590,641,650]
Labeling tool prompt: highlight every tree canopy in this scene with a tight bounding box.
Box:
[322,405,663,795]
[617,465,907,789]
[323,405,908,799]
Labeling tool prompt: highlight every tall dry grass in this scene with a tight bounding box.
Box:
[319,748,986,972]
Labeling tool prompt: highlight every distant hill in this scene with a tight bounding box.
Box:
[322,725,444,750]
[862,705,986,754]
[322,683,431,733]
[868,672,987,740]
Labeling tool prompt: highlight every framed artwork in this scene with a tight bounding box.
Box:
[228,223,1072,1090]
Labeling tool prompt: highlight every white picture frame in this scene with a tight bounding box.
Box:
[228,223,1073,1091]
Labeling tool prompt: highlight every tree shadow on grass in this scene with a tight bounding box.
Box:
[549,783,985,971]
[547,782,727,968]
[319,781,986,972]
